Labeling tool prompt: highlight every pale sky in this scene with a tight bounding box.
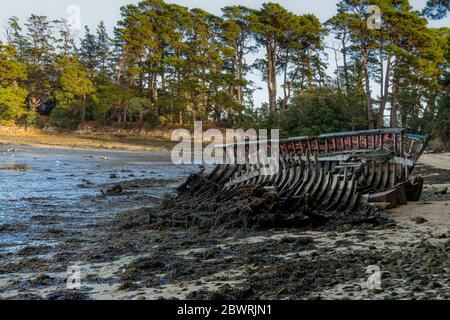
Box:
[0,0,448,108]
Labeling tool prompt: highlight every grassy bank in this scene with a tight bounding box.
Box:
[0,126,176,151]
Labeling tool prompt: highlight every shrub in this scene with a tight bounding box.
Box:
[25,111,44,128]
[49,106,80,131]
[280,88,355,137]
[433,94,450,149]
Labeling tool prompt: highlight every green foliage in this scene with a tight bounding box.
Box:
[129,97,158,126]
[0,44,28,124]
[280,89,354,137]
[57,58,95,101]
[55,56,96,122]
[25,110,38,126]
[79,22,112,83]
[20,15,57,111]
[91,83,125,124]
[49,105,80,131]
[0,0,447,138]
[433,92,450,144]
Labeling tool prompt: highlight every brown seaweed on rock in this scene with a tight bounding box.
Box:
[155,172,390,231]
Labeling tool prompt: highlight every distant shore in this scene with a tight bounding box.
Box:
[0,126,176,152]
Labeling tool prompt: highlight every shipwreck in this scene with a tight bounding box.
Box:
[159,128,429,230]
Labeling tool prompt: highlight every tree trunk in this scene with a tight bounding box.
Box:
[227,85,234,126]
[281,50,289,112]
[236,50,244,109]
[420,91,436,132]
[390,79,399,128]
[361,46,373,129]
[377,55,392,128]
[151,73,158,103]
[267,44,277,113]
[331,45,341,92]
[306,53,313,88]
[80,95,86,123]
[29,96,41,113]
[342,37,350,94]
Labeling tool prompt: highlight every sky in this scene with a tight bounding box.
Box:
[0,0,448,108]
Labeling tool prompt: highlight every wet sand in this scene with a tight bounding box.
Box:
[0,147,448,300]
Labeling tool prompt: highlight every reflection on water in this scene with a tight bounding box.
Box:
[0,145,194,253]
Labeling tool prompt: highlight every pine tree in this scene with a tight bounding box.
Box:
[79,26,99,80]
[221,6,256,117]
[0,43,28,123]
[22,15,57,112]
[96,21,112,82]
[55,19,76,58]
[250,3,298,113]
[55,56,96,123]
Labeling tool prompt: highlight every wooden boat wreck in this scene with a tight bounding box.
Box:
[175,129,428,217]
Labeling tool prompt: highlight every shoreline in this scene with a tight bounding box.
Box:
[0,127,176,152]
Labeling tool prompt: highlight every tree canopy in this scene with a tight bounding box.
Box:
[0,0,448,142]
[0,44,28,124]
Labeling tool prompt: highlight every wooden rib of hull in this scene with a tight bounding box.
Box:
[181,129,429,214]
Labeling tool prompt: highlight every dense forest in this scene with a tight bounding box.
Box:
[0,0,448,139]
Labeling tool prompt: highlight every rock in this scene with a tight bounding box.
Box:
[295,236,314,246]
[381,280,394,288]
[101,185,123,196]
[18,246,49,256]
[371,288,383,294]
[397,292,410,299]
[0,224,27,233]
[427,281,441,289]
[47,290,90,300]
[30,274,56,287]
[412,285,421,292]
[342,224,352,232]
[343,285,354,292]
[78,179,93,188]
[353,285,362,291]
[237,285,254,299]
[432,187,448,195]
[415,217,428,224]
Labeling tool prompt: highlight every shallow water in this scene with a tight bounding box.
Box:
[0,145,195,253]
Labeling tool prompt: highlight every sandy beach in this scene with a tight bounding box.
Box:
[0,144,449,300]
